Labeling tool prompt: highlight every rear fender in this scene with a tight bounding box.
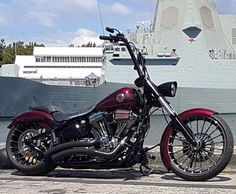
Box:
[160,108,216,171]
[8,110,57,129]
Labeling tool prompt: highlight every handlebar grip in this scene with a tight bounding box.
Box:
[99,35,114,41]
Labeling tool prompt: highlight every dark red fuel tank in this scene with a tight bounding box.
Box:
[96,87,139,111]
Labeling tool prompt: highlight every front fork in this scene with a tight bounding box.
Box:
[158,96,197,146]
[146,79,196,146]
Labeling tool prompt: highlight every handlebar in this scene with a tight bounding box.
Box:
[99,35,114,41]
[99,34,124,43]
[100,27,145,78]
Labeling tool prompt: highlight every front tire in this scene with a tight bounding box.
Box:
[6,121,57,176]
[162,114,234,181]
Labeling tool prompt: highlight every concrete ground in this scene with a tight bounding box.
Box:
[0,168,236,194]
[0,143,236,193]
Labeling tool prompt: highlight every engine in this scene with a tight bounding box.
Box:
[60,109,138,152]
[89,109,138,151]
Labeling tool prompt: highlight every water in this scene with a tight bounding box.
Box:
[0,114,236,145]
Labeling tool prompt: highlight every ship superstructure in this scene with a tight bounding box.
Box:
[105,0,236,89]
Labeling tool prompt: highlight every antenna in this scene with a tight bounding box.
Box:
[152,0,159,32]
[97,0,105,35]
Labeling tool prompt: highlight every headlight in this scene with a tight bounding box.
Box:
[171,83,177,97]
[156,81,178,97]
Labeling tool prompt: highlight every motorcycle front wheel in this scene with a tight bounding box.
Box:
[161,114,234,181]
[6,121,56,176]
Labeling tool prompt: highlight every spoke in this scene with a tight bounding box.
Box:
[188,152,195,169]
[172,147,190,154]
[169,144,186,147]
[176,132,185,140]
[202,148,219,165]
[205,141,224,146]
[203,126,219,141]
[204,134,223,144]
[187,119,193,130]
[198,152,203,170]
[181,150,192,166]
[193,152,197,171]
[172,136,185,142]
[202,121,213,140]
[201,150,216,167]
[202,147,214,155]
[200,118,206,134]
[196,117,199,138]
[204,146,223,151]
[176,149,191,160]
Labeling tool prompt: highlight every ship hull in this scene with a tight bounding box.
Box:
[1,76,236,117]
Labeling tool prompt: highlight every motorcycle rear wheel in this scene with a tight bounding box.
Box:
[6,121,56,176]
[162,114,234,181]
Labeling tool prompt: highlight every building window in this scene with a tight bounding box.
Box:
[24,65,101,68]
[47,56,51,62]
[36,57,40,62]
[115,48,120,52]
[35,56,102,63]
[23,70,37,74]
[232,28,236,44]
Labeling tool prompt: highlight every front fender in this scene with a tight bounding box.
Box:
[160,108,216,171]
[8,110,57,129]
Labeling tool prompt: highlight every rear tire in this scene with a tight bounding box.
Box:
[0,148,14,169]
[162,114,234,181]
[6,121,57,176]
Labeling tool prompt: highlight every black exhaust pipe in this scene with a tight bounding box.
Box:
[51,137,129,162]
[45,128,100,159]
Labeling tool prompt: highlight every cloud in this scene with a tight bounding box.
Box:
[28,11,58,27]
[4,0,236,48]
[70,28,103,46]
[110,2,133,15]
[31,28,102,47]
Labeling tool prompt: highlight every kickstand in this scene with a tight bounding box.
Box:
[139,148,156,176]
[140,164,154,176]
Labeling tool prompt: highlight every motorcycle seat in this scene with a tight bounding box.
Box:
[52,105,96,122]
[29,105,64,114]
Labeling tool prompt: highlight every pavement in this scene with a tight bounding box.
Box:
[0,168,236,193]
[0,143,236,193]
[1,116,236,192]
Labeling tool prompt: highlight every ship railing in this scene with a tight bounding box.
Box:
[32,78,101,87]
[209,49,236,60]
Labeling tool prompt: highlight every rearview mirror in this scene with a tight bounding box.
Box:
[105,27,114,33]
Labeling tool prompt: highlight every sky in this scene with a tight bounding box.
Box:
[0,0,236,46]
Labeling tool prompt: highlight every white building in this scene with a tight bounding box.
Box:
[15,47,104,86]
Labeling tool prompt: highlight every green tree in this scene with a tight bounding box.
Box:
[0,39,6,64]
[2,44,15,64]
[0,40,45,64]
[81,42,96,47]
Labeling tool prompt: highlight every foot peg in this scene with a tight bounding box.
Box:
[149,154,156,160]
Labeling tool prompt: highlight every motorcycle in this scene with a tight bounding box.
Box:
[6,27,234,181]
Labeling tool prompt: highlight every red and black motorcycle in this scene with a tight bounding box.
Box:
[6,27,234,181]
